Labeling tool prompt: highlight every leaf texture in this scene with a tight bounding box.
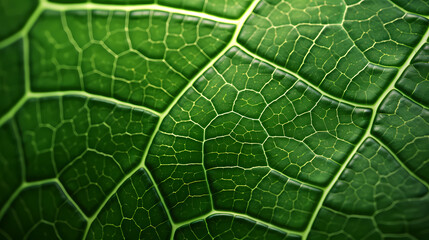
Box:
[0,0,428,239]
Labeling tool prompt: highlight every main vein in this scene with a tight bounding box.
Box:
[83,1,263,239]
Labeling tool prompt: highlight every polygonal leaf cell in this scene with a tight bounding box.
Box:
[208,167,322,231]
[146,46,372,230]
[396,40,429,106]
[392,0,429,15]
[29,10,235,111]
[175,214,300,240]
[145,89,211,222]
[87,168,171,240]
[0,183,87,240]
[372,90,429,184]
[309,138,429,239]
[15,95,158,215]
[238,0,429,104]
[343,0,428,66]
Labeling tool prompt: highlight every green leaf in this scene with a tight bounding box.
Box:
[0,0,428,239]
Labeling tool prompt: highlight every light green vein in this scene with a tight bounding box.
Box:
[0,3,44,49]
[174,209,304,237]
[40,0,239,24]
[0,178,89,224]
[80,2,258,239]
[236,42,374,110]
[371,135,429,190]
[0,91,162,127]
[301,25,429,239]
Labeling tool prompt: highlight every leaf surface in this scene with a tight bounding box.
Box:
[0,0,428,239]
